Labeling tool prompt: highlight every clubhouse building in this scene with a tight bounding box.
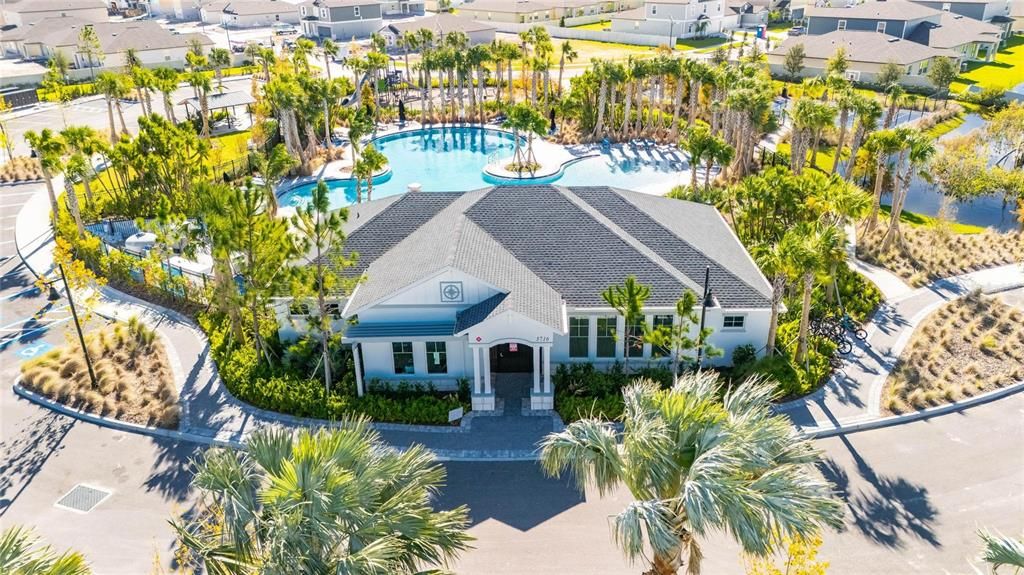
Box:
[277,185,773,412]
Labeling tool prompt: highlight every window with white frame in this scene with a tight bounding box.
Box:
[426,341,447,374]
[596,317,616,358]
[651,315,673,358]
[301,6,306,15]
[876,21,886,33]
[569,317,589,358]
[837,19,846,30]
[289,302,310,316]
[321,7,328,18]
[723,315,746,330]
[626,317,644,357]
[942,2,950,10]
[392,342,414,374]
[354,5,361,17]
[651,4,657,14]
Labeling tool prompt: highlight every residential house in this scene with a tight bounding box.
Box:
[2,18,213,69]
[804,0,1001,60]
[0,0,107,28]
[276,185,774,412]
[379,0,427,16]
[378,13,496,47]
[457,0,640,24]
[300,0,383,39]
[146,0,202,20]
[726,0,771,27]
[610,0,729,39]
[200,0,303,27]
[768,30,957,86]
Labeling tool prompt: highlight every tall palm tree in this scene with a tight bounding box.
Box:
[95,72,129,143]
[753,241,788,356]
[502,103,546,172]
[881,129,935,249]
[60,125,106,207]
[252,143,298,217]
[844,95,883,180]
[208,47,232,88]
[354,144,387,202]
[782,224,842,362]
[152,67,180,123]
[680,125,714,194]
[0,526,91,575]
[540,372,844,575]
[187,70,213,139]
[702,136,734,193]
[24,129,65,225]
[557,40,577,95]
[322,37,339,80]
[292,37,316,74]
[683,59,711,129]
[174,424,473,574]
[830,87,857,174]
[862,129,900,229]
[600,275,650,373]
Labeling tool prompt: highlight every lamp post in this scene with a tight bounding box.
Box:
[58,263,99,390]
[696,265,714,367]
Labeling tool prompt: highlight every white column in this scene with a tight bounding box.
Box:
[543,345,551,394]
[353,343,365,397]
[483,347,492,394]
[472,345,481,395]
[615,315,626,361]
[532,345,541,394]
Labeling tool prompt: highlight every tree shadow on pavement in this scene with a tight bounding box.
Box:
[818,434,941,550]
[436,461,586,532]
[143,438,202,502]
[0,411,75,516]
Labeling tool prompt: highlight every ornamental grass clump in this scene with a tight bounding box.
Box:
[858,225,1024,287]
[20,317,179,428]
[884,292,1024,414]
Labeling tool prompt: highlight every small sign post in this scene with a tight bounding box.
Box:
[448,407,464,423]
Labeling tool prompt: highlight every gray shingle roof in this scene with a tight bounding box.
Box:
[329,185,772,333]
[344,321,455,338]
[384,13,496,35]
[906,11,1003,48]
[807,0,941,20]
[770,30,956,64]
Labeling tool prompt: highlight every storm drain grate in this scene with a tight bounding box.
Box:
[55,484,111,513]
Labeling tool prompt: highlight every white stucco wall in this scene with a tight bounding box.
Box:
[360,338,470,390]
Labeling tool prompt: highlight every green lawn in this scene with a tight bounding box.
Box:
[767,22,794,32]
[951,34,1024,93]
[879,205,986,234]
[676,36,729,50]
[922,113,966,139]
[568,20,611,31]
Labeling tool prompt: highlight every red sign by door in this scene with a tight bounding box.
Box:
[509,343,518,352]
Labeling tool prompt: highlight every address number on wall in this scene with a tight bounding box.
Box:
[534,336,551,343]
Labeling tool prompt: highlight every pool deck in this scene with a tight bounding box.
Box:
[482,137,598,181]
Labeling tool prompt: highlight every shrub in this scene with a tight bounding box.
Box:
[732,344,758,370]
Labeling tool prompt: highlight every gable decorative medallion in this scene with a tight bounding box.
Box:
[440,281,464,303]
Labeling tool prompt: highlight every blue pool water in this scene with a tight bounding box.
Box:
[277,126,692,209]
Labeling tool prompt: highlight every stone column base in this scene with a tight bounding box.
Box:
[530,391,554,411]
[471,393,496,411]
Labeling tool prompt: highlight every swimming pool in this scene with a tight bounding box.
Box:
[277,126,692,209]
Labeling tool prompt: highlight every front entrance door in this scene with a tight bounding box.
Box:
[490,343,533,373]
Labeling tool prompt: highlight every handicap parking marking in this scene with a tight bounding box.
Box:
[16,341,53,359]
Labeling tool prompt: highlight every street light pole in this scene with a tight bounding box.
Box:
[59,263,98,389]
[696,265,713,367]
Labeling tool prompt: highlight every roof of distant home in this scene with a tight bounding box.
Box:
[2,17,214,52]
[728,0,770,14]
[771,29,956,64]
[326,186,773,331]
[213,0,301,15]
[314,0,381,8]
[4,0,105,13]
[457,0,555,13]
[179,90,256,110]
[807,0,941,21]
[906,11,1003,48]
[383,13,496,35]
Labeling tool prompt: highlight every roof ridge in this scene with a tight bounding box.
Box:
[557,186,704,294]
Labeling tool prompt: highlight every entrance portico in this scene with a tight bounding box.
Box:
[468,340,553,411]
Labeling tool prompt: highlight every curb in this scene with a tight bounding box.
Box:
[802,378,1024,439]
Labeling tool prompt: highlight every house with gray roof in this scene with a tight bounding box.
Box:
[277,185,773,412]
[299,0,385,40]
[378,13,496,47]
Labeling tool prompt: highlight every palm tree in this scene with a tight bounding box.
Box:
[322,38,339,80]
[880,129,935,250]
[979,529,1024,573]
[753,241,788,356]
[862,129,900,229]
[174,424,473,574]
[0,526,91,575]
[600,275,650,373]
[844,95,883,180]
[782,224,842,363]
[252,143,298,217]
[557,40,578,95]
[683,59,711,129]
[680,125,714,194]
[354,144,387,202]
[702,136,734,193]
[152,67,180,123]
[830,87,857,174]
[540,372,844,575]
[208,47,232,88]
[24,129,65,225]
[95,72,130,143]
[502,103,546,172]
[882,82,905,129]
[60,125,106,207]
[187,70,213,139]
[292,37,316,74]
